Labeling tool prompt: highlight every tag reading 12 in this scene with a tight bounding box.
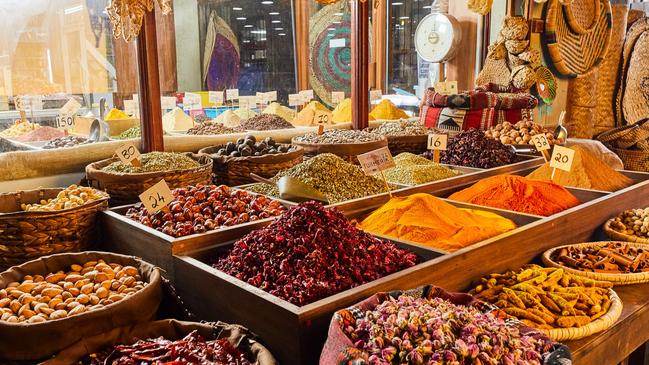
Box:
[357,147,396,176]
[139,180,174,214]
[550,145,575,172]
[116,141,141,167]
[56,98,82,130]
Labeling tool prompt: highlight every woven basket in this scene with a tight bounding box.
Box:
[292,136,388,164]
[615,17,649,126]
[622,32,649,125]
[602,219,649,244]
[566,105,595,139]
[85,154,213,206]
[0,189,108,271]
[597,120,649,171]
[199,145,304,186]
[542,242,649,285]
[537,288,622,341]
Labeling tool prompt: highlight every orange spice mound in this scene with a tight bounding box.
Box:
[359,193,517,252]
[448,175,581,216]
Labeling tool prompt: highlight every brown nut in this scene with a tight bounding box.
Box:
[16,282,36,293]
[46,273,66,284]
[42,288,63,298]
[0,289,7,299]
[0,298,10,308]
[28,315,46,323]
[111,281,121,290]
[50,310,67,320]
[100,280,112,290]
[66,301,81,310]
[80,283,94,295]
[61,291,73,300]
[1,312,11,321]
[89,295,100,305]
[76,294,90,305]
[31,283,47,295]
[95,263,111,272]
[123,266,139,277]
[63,282,74,290]
[94,272,109,283]
[68,305,86,316]
[83,261,97,268]
[55,302,67,310]
[70,264,83,272]
[117,285,127,293]
[121,276,136,287]
[48,298,63,309]
[9,300,21,313]
[7,282,19,288]
[108,294,124,302]
[33,303,49,313]
[33,275,44,282]
[8,289,24,299]
[96,287,109,299]
[18,293,35,306]
[74,278,91,289]
[65,274,84,283]
[81,266,94,275]
[67,287,80,297]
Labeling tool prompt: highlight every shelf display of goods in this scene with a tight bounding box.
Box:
[239,114,295,131]
[0,186,108,270]
[320,285,571,365]
[366,120,436,155]
[292,101,331,127]
[469,265,622,341]
[125,185,286,238]
[527,145,635,192]
[448,175,581,216]
[382,153,461,186]
[0,251,162,361]
[102,108,140,137]
[0,119,41,138]
[359,193,517,252]
[484,120,564,147]
[604,207,649,243]
[44,319,277,365]
[212,202,419,306]
[263,102,297,124]
[186,122,241,135]
[245,153,389,204]
[292,129,388,164]
[543,242,649,285]
[423,128,517,169]
[85,152,212,206]
[199,135,304,186]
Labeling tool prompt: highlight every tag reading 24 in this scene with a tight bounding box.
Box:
[357,147,396,176]
[139,180,174,214]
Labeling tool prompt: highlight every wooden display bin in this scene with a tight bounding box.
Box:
[171,201,542,365]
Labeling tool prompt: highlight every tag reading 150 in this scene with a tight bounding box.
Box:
[139,180,174,214]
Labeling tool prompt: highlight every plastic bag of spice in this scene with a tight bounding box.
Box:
[320,285,571,365]
[40,319,278,365]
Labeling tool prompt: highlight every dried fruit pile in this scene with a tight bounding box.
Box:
[345,295,551,364]
[214,135,293,157]
[213,202,418,306]
[609,208,649,239]
[0,260,145,324]
[552,242,649,274]
[80,330,251,365]
[21,185,107,212]
[126,185,285,237]
[43,135,92,149]
[485,120,563,146]
[470,265,614,330]
[187,122,240,135]
[432,128,516,168]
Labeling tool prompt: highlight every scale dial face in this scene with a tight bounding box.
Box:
[415,13,457,62]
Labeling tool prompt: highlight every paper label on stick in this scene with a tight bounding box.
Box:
[446,81,458,94]
[184,92,202,110]
[116,142,141,166]
[331,91,345,104]
[299,89,314,103]
[550,145,575,172]
[56,98,82,130]
[266,91,278,102]
[531,134,551,152]
[124,100,139,116]
[329,38,346,48]
[314,109,332,125]
[427,134,448,150]
[288,94,301,106]
[208,91,223,104]
[161,96,177,110]
[370,89,383,102]
[226,89,239,101]
[357,147,396,175]
[239,96,255,109]
[139,180,174,214]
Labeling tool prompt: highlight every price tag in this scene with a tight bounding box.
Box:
[116,141,141,166]
[357,147,396,176]
[55,115,75,130]
[208,91,223,104]
[18,96,43,112]
[239,96,254,109]
[370,89,383,102]
[124,100,138,117]
[435,82,449,94]
[531,134,551,152]
[59,98,82,116]
[331,91,345,104]
[226,89,239,101]
[139,180,174,214]
[446,81,458,94]
[299,89,314,103]
[266,91,278,103]
[314,109,333,125]
[550,145,575,172]
[427,134,448,150]
[288,94,301,107]
[161,96,177,110]
[184,92,202,110]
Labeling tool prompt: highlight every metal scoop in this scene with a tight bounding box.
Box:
[250,173,329,204]
[553,111,568,141]
[89,98,110,142]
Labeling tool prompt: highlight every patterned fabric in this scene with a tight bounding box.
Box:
[420,86,538,111]
[420,106,533,133]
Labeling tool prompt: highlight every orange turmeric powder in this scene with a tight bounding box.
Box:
[359,193,517,252]
[448,175,581,217]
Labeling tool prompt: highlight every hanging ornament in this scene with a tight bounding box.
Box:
[535,66,558,104]
[106,0,172,42]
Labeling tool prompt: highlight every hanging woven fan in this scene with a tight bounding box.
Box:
[203,11,240,91]
[543,0,612,77]
[309,1,373,107]
[536,66,557,104]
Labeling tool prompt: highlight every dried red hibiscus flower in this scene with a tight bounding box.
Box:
[213,201,419,306]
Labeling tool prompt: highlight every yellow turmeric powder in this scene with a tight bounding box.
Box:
[332,98,376,123]
[292,101,330,126]
[359,193,517,252]
[369,99,409,120]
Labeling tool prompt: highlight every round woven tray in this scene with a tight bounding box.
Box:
[542,242,649,285]
[291,136,388,164]
[198,144,304,186]
[603,218,649,243]
[537,288,622,341]
[85,154,213,207]
[0,189,109,271]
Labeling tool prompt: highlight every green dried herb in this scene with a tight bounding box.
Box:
[103,152,200,173]
[384,152,461,185]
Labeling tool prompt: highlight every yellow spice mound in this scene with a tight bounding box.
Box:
[359,193,517,252]
[370,99,409,120]
[292,101,330,126]
[104,108,130,121]
[332,98,376,123]
[263,102,296,123]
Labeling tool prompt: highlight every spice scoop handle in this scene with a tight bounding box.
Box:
[249,173,275,185]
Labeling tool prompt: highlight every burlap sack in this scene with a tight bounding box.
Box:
[40,319,277,365]
[0,251,162,361]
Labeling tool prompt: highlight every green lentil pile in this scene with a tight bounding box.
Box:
[293,129,383,144]
[103,152,200,173]
[116,127,141,139]
[384,153,461,186]
[246,153,387,203]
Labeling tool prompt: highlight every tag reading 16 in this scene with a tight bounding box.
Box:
[531,134,551,152]
[550,145,575,172]
[139,180,174,214]
[314,110,332,125]
[357,147,396,176]
[427,134,448,150]
[116,142,141,166]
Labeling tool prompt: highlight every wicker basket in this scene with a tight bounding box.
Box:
[597,120,649,172]
[603,219,649,244]
[538,288,622,341]
[85,153,213,206]
[542,242,649,285]
[0,189,109,271]
[199,144,304,186]
[291,136,388,164]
